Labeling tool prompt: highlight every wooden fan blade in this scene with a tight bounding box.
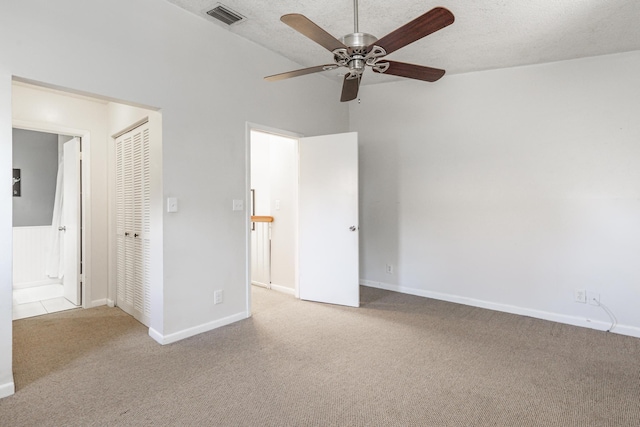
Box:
[373,61,445,82]
[265,64,338,82]
[340,75,361,102]
[370,7,454,55]
[281,14,347,52]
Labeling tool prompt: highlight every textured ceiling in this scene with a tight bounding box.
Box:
[165,0,640,85]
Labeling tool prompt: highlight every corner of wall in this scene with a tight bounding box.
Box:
[1,73,15,401]
[270,283,295,296]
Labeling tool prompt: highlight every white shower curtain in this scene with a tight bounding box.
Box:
[46,156,64,279]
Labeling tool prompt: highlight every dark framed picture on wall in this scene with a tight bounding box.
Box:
[13,168,21,197]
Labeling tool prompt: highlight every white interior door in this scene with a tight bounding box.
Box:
[115,123,152,327]
[298,132,359,307]
[62,137,81,305]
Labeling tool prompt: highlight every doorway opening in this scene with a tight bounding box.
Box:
[11,129,82,319]
[246,125,361,314]
[248,128,300,313]
[10,78,163,332]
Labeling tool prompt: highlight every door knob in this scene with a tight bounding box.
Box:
[58,226,66,231]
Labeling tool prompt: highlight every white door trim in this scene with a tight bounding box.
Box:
[12,119,91,309]
[245,122,303,317]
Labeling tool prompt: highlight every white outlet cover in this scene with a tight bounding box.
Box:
[232,199,244,211]
[214,290,223,304]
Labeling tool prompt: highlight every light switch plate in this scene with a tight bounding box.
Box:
[167,197,178,213]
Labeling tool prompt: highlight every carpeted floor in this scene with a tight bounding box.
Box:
[1,286,639,426]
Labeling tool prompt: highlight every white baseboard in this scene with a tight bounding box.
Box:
[361,279,640,338]
[148,327,164,344]
[270,283,295,296]
[106,299,115,308]
[0,381,15,399]
[148,311,248,345]
[251,281,269,289]
[612,324,640,339]
[90,298,107,308]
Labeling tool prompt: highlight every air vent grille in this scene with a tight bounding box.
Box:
[206,4,245,26]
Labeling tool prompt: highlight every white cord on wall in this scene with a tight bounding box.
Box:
[592,298,617,332]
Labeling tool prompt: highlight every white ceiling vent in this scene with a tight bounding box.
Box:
[206,3,246,26]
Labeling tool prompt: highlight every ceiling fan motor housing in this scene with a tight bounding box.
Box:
[340,32,378,52]
[338,32,379,79]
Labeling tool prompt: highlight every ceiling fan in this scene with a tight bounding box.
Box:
[264,0,455,102]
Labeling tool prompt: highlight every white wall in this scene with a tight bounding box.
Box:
[268,136,298,292]
[352,50,640,337]
[250,132,272,217]
[0,0,348,397]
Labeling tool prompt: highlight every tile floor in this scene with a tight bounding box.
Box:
[13,284,79,320]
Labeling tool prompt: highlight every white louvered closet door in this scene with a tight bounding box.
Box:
[115,123,151,327]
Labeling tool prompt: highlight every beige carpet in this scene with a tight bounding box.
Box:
[1,286,639,426]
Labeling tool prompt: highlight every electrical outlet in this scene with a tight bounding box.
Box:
[386,264,393,274]
[214,290,223,305]
[587,290,600,306]
[574,289,586,303]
